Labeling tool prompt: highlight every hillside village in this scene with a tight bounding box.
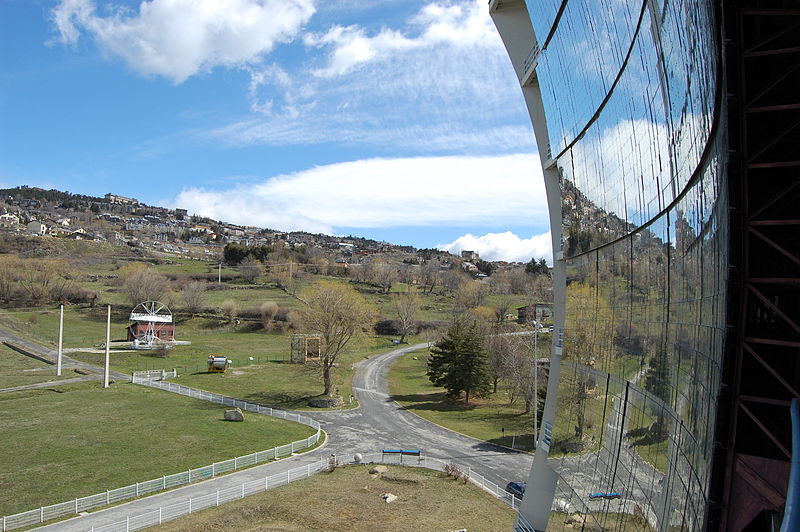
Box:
[0,186,548,299]
[0,186,417,257]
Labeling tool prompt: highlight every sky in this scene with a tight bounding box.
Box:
[0,0,551,263]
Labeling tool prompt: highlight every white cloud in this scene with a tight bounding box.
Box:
[438,231,552,263]
[304,1,497,77]
[50,0,315,84]
[218,0,528,153]
[172,153,546,234]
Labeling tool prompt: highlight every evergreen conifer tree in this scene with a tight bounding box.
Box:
[427,320,491,403]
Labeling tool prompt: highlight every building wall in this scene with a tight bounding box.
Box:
[491,1,727,530]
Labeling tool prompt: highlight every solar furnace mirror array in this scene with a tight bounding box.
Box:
[490,1,727,530]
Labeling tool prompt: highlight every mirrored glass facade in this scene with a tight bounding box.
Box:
[492,1,727,529]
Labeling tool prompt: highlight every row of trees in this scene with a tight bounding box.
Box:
[426,319,547,419]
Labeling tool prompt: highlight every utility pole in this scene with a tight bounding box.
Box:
[56,304,64,376]
[103,305,111,388]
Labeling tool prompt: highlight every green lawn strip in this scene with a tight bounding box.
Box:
[0,343,79,389]
[0,381,315,516]
[624,407,669,473]
[201,285,299,309]
[387,349,537,451]
[153,464,516,532]
[157,335,398,411]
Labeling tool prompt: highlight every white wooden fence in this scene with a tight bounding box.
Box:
[68,453,524,532]
[1,380,321,531]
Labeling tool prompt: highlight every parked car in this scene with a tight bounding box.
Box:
[505,481,527,498]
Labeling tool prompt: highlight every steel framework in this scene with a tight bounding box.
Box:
[712,3,800,530]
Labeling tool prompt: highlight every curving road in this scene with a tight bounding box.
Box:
[24,341,531,531]
[316,343,532,485]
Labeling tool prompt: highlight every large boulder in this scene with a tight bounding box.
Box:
[369,465,389,475]
[224,408,244,421]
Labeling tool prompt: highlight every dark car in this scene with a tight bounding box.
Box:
[505,481,527,498]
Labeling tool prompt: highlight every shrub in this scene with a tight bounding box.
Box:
[260,301,278,328]
[221,299,237,323]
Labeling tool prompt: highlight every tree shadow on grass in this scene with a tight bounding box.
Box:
[243,390,313,410]
[391,392,478,412]
[627,426,668,446]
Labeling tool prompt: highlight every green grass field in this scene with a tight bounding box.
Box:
[0,381,316,516]
[0,343,76,389]
[153,464,516,532]
[0,304,404,411]
[387,349,538,451]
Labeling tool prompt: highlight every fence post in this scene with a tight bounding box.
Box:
[234,456,238,469]
[159,506,162,524]
[307,463,311,477]
[75,497,79,513]
[163,476,166,489]
[40,507,43,523]
[107,490,110,504]
[126,515,130,532]
[213,462,216,476]
[136,482,139,497]
[287,470,290,484]
[242,483,245,498]
[189,498,192,514]
[217,490,219,506]
[188,469,191,483]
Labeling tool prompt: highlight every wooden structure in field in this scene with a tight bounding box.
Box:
[290,333,321,363]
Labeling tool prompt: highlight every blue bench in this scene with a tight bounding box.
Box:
[381,449,423,463]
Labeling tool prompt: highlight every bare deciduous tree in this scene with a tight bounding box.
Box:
[486,329,516,393]
[392,290,420,343]
[454,280,488,312]
[238,257,263,284]
[121,265,170,306]
[259,301,278,329]
[294,281,374,397]
[419,261,441,293]
[368,260,397,293]
[182,281,207,317]
[18,258,74,304]
[494,296,515,324]
[0,255,22,301]
[221,299,237,324]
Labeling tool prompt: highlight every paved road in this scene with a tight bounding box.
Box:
[0,327,130,382]
[317,343,532,486]
[0,374,103,393]
[28,342,531,531]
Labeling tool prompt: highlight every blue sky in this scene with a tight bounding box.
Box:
[0,0,551,262]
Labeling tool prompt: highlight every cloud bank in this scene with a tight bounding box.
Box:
[438,231,552,264]
[173,153,546,233]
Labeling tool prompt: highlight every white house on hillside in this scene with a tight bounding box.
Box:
[27,221,47,236]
